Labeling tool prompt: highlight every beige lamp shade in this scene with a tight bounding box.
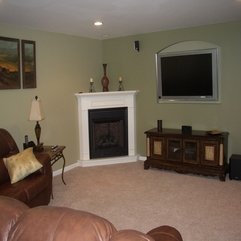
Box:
[29,96,45,121]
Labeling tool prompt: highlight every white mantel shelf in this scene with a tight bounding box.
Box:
[75,90,139,167]
[76,90,138,97]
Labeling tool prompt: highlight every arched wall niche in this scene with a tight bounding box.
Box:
[156,41,221,103]
[158,40,221,54]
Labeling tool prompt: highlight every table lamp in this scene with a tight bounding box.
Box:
[29,96,45,151]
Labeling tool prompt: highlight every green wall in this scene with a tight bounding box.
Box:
[1,21,241,169]
[103,21,241,157]
[0,23,103,170]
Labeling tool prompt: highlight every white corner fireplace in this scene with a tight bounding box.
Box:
[75,91,139,167]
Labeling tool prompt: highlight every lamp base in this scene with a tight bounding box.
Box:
[35,121,41,146]
[33,143,44,152]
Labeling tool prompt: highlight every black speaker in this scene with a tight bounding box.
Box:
[229,154,241,180]
[134,40,140,52]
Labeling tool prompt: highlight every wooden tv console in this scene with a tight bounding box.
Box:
[144,128,229,181]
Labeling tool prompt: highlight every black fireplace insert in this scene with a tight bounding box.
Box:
[88,107,128,159]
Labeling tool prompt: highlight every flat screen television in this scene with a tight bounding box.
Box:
[156,48,219,102]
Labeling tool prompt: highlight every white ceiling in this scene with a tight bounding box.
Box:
[0,0,241,39]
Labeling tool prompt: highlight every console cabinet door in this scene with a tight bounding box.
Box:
[167,138,182,162]
[183,139,200,164]
[201,140,220,166]
[149,136,166,160]
[144,128,228,181]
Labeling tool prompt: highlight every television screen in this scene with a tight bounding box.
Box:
[156,48,219,102]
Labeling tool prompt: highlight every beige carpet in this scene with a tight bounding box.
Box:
[50,161,241,241]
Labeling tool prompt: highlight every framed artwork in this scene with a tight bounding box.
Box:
[0,37,21,89]
[21,40,36,88]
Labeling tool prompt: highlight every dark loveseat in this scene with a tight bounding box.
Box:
[0,128,52,207]
[0,196,183,241]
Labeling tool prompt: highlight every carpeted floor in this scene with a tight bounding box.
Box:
[50,161,241,241]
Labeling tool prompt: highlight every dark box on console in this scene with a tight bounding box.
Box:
[181,125,192,135]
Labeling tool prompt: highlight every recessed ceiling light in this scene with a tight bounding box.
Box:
[94,21,103,26]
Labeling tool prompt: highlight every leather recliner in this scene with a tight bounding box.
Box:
[0,196,183,241]
[0,128,52,207]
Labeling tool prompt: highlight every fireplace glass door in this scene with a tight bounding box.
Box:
[88,107,128,159]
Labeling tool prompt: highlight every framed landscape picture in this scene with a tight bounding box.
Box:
[22,40,36,88]
[0,37,21,89]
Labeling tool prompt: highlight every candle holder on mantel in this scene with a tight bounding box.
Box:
[101,64,109,92]
[118,76,124,91]
[89,78,95,92]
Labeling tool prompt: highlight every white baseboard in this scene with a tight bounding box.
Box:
[78,155,139,167]
[52,162,79,177]
[53,155,144,176]
[53,155,146,176]
[138,155,146,161]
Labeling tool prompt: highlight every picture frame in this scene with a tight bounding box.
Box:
[21,40,36,88]
[0,36,21,90]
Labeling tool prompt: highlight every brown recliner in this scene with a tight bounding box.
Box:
[0,196,183,241]
[0,128,52,207]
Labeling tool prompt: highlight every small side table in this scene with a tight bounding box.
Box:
[43,145,66,185]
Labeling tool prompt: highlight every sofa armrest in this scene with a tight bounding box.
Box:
[110,230,155,241]
[147,226,183,241]
[0,196,29,241]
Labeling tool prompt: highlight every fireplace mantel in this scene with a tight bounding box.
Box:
[75,91,139,166]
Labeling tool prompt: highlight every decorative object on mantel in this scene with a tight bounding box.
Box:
[118,76,124,91]
[101,63,109,92]
[89,78,95,92]
[29,96,45,151]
